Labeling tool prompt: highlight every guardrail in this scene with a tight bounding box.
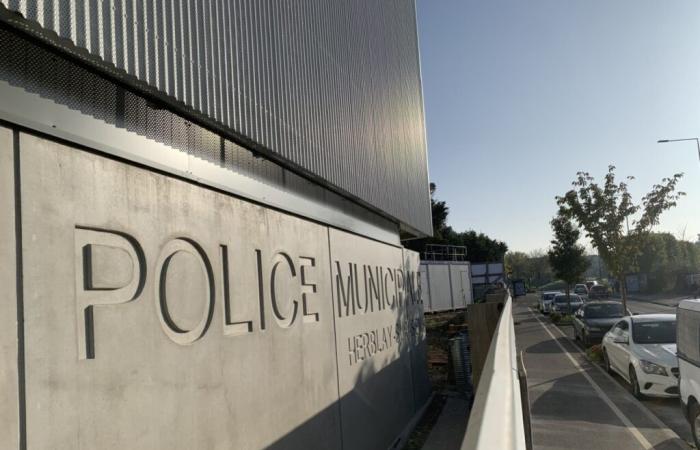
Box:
[462,295,527,450]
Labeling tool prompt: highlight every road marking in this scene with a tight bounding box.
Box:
[528,309,654,449]
[537,309,682,443]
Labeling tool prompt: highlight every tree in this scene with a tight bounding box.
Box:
[505,250,553,287]
[557,166,684,311]
[429,182,449,239]
[403,184,508,262]
[505,251,530,280]
[548,214,589,312]
[637,232,700,293]
[443,229,508,262]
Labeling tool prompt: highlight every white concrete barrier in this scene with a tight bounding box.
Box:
[462,296,527,450]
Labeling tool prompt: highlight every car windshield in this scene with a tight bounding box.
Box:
[555,296,580,304]
[632,321,676,344]
[543,293,556,300]
[584,304,623,319]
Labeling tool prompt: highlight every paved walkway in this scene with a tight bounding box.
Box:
[627,293,689,309]
[514,296,688,450]
[421,396,470,450]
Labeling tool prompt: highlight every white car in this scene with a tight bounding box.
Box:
[539,291,560,314]
[602,314,678,398]
[677,300,700,448]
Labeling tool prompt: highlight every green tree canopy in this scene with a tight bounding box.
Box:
[548,214,589,302]
[505,249,553,287]
[429,182,449,239]
[403,183,508,262]
[556,166,684,310]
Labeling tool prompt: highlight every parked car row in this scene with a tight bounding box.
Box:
[538,289,700,447]
[538,283,611,314]
[538,291,586,314]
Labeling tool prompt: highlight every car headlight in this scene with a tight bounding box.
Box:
[640,360,668,376]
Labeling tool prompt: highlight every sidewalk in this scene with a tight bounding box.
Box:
[421,395,470,450]
[514,296,687,450]
[626,293,689,308]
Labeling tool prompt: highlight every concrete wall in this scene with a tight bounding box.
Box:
[0,126,19,450]
[329,230,430,449]
[0,130,429,449]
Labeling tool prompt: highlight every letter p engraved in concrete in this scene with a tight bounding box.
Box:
[74,227,146,360]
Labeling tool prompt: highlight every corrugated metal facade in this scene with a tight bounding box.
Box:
[0,0,432,235]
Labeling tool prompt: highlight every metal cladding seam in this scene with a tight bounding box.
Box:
[0,0,432,235]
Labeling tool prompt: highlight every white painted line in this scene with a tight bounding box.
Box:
[528,309,654,450]
[538,309,682,443]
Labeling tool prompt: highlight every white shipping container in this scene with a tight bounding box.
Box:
[420,262,473,313]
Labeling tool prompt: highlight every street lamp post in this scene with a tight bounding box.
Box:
[657,138,700,164]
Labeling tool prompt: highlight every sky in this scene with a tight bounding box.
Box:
[416,0,700,253]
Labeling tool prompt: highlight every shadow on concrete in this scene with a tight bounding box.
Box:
[265,337,430,450]
[525,337,572,354]
[531,372,624,426]
[267,261,432,450]
[651,438,692,450]
[531,370,688,449]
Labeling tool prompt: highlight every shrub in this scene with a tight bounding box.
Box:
[586,344,603,363]
[550,313,573,325]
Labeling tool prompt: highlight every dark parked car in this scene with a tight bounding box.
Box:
[588,285,610,300]
[573,301,626,346]
[551,294,584,314]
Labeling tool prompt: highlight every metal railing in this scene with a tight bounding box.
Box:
[462,295,527,450]
[422,244,467,262]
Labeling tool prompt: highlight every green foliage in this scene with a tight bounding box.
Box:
[637,232,700,292]
[550,313,572,325]
[556,166,684,309]
[548,214,590,293]
[440,228,508,262]
[586,344,603,362]
[539,280,568,291]
[429,182,449,240]
[404,183,508,262]
[505,249,553,287]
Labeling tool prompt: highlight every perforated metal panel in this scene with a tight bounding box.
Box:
[0,25,400,241]
[0,0,432,235]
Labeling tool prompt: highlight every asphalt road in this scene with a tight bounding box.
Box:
[515,294,689,450]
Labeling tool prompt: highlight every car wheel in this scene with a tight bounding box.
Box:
[603,349,611,373]
[629,367,643,399]
[690,402,700,450]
